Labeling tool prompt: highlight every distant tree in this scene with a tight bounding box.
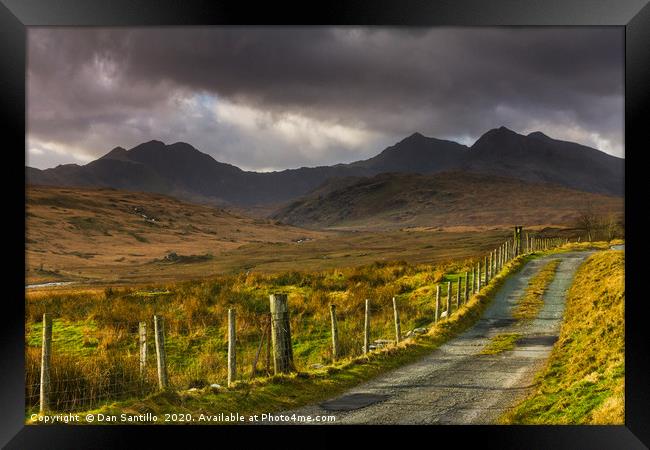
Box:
[576,202,599,242]
[603,213,621,241]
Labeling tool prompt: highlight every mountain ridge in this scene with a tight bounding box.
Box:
[27,126,624,206]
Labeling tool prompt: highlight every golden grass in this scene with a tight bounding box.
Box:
[479,333,522,355]
[27,251,535,422]
[501,250,624,424]
[512,259,561,321]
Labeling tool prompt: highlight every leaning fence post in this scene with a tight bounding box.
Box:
[456,277,461,308]
[39,313,52,414]
[363,299,371,354]
[330,304,339,361]
[228,308,236,386]
[139,321,147,378]
[393,297,401,344]
[435,285,441,323]
[446,281,452,316]
[269,293,295,373]
[477,261,482,292]
[153,315,168,389]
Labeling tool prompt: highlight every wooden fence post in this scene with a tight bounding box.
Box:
[456,277,461,308]
[464,271,469,303]
[486,253,490,283]
[330,304,339,361]
[269,293,295,373]
[435,285,441,323]
[139,321,147,378]
[393,297,401,344]
[483,255,487,285]
[477,261,482,292]
[472,264,476,294]
[446,281,452,316]
[363,299,371,354]
[228,308,236,386]
[490,251,494,280]
[154,315,168,389]
[39,313,52,414]
[265,314,271,374]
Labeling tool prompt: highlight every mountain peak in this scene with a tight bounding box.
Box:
[528,131,552,140]
[401,132,426,143]
[145,139,165,146]
[100,146,129,160]
[492,125,518,135]
[472,126,521,147]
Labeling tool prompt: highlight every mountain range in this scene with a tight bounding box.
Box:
[27,126,624,207]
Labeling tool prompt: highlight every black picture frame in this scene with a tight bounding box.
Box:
[1,0,648,448]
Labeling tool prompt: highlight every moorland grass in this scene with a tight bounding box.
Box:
[27,255,533,422]
[501,250,624,424]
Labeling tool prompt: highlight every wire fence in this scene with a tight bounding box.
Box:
[26,232,569,415]
[26,320,159,414]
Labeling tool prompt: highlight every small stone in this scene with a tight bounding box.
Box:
[210,383,221,389]
[309,363,325,369]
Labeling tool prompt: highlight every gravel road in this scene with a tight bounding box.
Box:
[273,251,594,425]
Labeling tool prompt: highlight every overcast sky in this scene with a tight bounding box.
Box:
[26,27,624,171]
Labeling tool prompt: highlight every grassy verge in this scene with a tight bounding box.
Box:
[32,253,535,424]
[512,259,561,321]
[479,333,522,355]
[500,250,624,424]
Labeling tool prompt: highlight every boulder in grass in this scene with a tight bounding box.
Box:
[373,339,394,348]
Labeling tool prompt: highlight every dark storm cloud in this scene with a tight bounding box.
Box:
[27,27,624,170]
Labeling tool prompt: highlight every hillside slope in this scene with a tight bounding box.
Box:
[272,171,623,230]
[26,185,321,284]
